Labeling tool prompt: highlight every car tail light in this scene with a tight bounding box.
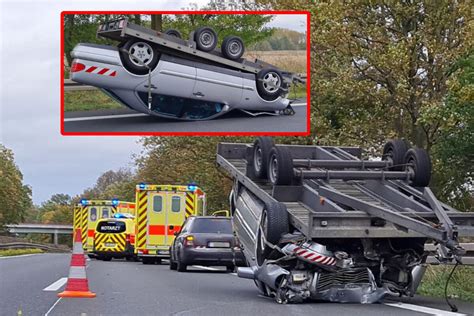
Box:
[130,234,135,244]
[142,249,149,255]
[71,62,85,73]
[184,235,194,247]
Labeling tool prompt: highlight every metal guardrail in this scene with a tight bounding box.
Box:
[0,242,69,253]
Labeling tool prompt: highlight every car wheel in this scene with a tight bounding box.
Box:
[177,253,187,272]
[170,257,178,270]
[164,29,182,39]
[102,256,112,261]
[194,27,218,52]
[268,146,293,185]
[221,35,245,60]
[226,265,235,272]
[405,148,431,187]
[256,68,284,101]
[125,256,132,261]
[383,139,410,171]
[256,202,289,266]
[253,137,274,179]
[87,254,95,259]
[120,39,160,75]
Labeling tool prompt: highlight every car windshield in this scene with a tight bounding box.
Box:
[138,93,224,119]
[189,218,232,234]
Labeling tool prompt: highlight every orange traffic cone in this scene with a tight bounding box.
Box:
[58,229,96,298]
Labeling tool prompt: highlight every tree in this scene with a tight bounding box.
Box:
[80,168,136,202]
[0,145,32,227]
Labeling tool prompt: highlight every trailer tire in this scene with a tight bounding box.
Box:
[164,29,182,39]
[256,68,284,101]
[221,36,245,60]
[194,27,218,52]
[253,137,274,179]
[256,202,289,265]
[268,147,293,185]
[405,148,431,187]
[383,139,410,171]
[120,39,159,75]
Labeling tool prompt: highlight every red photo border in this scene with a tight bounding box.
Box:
[60,10,311,136]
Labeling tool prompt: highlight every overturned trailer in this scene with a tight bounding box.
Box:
[216,137,474,304]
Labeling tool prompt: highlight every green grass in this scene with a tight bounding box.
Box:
[418,265,474,302]
[288,84,307,99]
[0,248,44,257]
[64,90,122,112]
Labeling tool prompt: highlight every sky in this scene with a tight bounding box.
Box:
[0,0,307,204]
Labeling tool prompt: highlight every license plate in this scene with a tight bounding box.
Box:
[208,242,230,248]
[104,242,116,247]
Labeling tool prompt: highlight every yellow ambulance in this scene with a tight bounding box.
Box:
[134,184,206,264]
[93,213,136,261]
[73,199,135,254]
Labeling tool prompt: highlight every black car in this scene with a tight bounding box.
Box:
[169,216,245,272]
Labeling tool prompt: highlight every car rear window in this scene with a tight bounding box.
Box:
[97,221,126,233]
[189,218,232,234]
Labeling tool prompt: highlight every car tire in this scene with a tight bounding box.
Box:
[102,256,112,261]
[226,265,235,272]
[194,27,218,52]
[170,258,178,270]
[177,254,187,272]
[256,68,284,101]
[221,35,245,60]
[383,139,410,171]
[268,146,293,185]
[256,202,289,266]
[125,256,132,261]
[87,254,95,259]
[120,39,160,75]
[253,137,274,179]
[404,148,431,187]
[164,29,182,39]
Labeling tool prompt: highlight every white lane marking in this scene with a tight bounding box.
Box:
[43,277,67,292]
[385,302,468,316]
[0,254,43,259]
[192,265,221,271]
[64,113,146,122]
[44,297,62,316]
[230,272,237,276]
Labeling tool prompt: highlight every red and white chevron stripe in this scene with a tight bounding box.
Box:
[283,243,337,266]
[84,66,117,77]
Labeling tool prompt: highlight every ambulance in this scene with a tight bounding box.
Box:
[73,199,136,254]
[93,213,136,261]
[135,184,206,264]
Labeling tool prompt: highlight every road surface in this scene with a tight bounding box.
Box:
[1,253,473,315]
[63,99,308,134]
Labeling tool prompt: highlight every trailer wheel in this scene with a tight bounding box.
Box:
[404,148,431,187]
[256,68,284,101]
[120,39,159,75]
[194,27,218,52]
[164,29,182,39]
[268,147,293,185]
[383,139,410,171]
[253,137,274,179]
[221,35,245,60]
[256,202,289,265]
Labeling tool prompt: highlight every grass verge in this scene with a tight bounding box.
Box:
[0,248,44,257]
[418,265,474,302]
[64,90,122,112]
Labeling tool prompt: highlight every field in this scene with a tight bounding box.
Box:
[63,50,307,112]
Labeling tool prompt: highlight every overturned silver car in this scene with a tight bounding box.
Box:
[217,137,474,304]
[69,18,303,120]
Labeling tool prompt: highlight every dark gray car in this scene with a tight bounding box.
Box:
[169,216,245,272]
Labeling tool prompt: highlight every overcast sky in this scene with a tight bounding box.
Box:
[0,0,307,204]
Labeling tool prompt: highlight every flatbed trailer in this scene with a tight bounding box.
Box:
[97,17,305,85]
[216,138,474,304]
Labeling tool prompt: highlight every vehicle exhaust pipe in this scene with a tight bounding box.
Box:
[237,267,256,279]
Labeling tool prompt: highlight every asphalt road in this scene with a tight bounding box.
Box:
[1,253,473,316]
[63,99,308,134]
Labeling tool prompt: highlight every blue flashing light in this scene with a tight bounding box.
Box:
[114,213,124,218]
[139,183,146,190]
[80,199,88,206]
[187,183,197,192]
[112,199,119,206]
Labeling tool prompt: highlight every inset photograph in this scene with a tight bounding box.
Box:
[61,11,310,135]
